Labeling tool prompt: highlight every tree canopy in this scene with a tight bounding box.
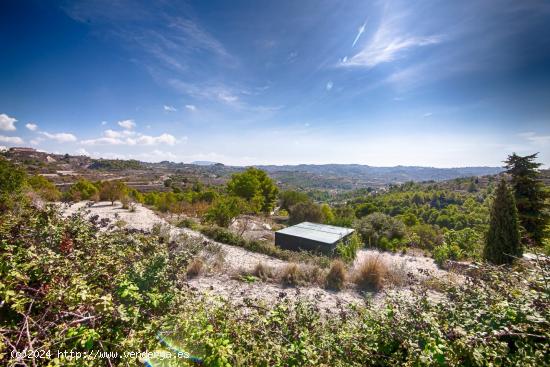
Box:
[504,153,548,245]
[227,167,278,214]
[484,179,522,264]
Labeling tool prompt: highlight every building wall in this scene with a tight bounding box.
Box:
[275,232,351,255]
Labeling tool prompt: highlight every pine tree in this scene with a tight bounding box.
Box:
[504,153,548,245]
[484,179,522,264]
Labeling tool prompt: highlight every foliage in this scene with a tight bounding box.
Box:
[279,190,310,211]
[335,233,361,262]
[227,167,279,213]
[354,212,406,248]
[320,203,335,223]
[27,175,61,201]
[203,195,247,227]
[0,202,200,366]
[65,178,99,201]
[288,201,324,225]
[98,180,129,205]
[484,179,522,264]
[88,159,143,170]
[0,158,27,210]
[505,153,549,245]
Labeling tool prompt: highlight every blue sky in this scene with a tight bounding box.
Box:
[1,0,549,167]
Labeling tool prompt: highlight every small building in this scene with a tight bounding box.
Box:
[9,147,36,153]
[275,222,354,255]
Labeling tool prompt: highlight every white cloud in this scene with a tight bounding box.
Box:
[82,131,179,146]
[340,6,442,69]
[41,132,78,143]
[0,113,17,131]
[352,21,367,47]
[519,132,550,145]
[423,112,433,117]
[326,81,333,91]
[0,135,24,144]
[185,104,197,111]
[25,123,38,131]
[118,119,136,130]
[101,121,108,126]
[164,105,177,112]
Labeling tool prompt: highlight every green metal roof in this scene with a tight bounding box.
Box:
[275,222,354,244]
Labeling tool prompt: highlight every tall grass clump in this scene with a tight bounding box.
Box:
[353,255,388,291]
[325,260,347,290]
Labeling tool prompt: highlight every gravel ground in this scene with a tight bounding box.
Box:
[61,201,453,308]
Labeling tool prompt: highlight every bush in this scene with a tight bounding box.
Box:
[353,256,388,291]
[325,260,346,290]
[335,233,361,262]
[65,178,99,201]
[203,196,246,227]
[186,258,204,278]
[288,201,324,224]
[27,175,61,201]
[354,212,405,248]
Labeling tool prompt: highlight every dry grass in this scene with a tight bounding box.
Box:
[325,260,347,290]
[385,261,410,288]
[253,262,275,281]
[352,255,388,292]
[279,263,304,286]
[186,258,204,278]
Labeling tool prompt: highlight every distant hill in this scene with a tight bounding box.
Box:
[191,161,219,166]
[2,147,506,190]
[256,164,505,189]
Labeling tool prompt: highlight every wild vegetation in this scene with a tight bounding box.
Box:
[1,152,549,366]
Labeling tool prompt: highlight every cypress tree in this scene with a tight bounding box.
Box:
[484,179,522,264]
[504,153,548,245]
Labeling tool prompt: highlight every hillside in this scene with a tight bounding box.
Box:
[2,148,504,191]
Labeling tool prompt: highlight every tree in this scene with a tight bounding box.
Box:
[203,196,246,227]
[354,212,406,248]
[28,175,61,201]
[100,180,128,205]
[66,179,99,201]
[227,168,278,214]
[288,201,323,225]
[0,158,27,210]
[279,190,309,211]
[504,153,548,245]
[484,179,522,264]
[321,203,335,224]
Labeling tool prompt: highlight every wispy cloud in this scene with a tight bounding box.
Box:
[423,112,433,118]
[519,131,550,145]
[352,21,367,47]
[118,119,136,130]
[0,113,17,131]
[340,4,442,69]
[164,105,177,112]
[25,123,38,131]
[82,129,179,146]
[41,132,78,143]
[326,81,333,91]
[0,135,23,144]
[185,104,197,111]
